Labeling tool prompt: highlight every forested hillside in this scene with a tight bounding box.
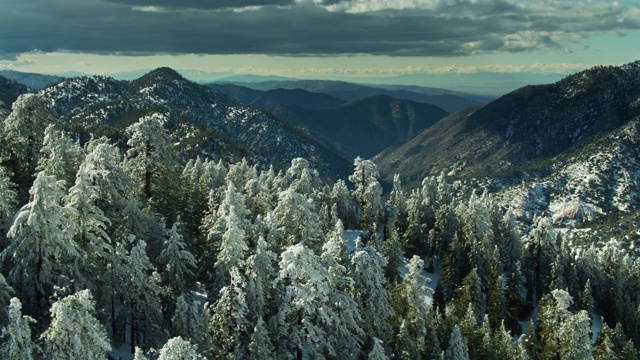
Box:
[0,89,639,359]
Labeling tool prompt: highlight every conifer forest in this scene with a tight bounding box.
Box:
[1,92,640,360]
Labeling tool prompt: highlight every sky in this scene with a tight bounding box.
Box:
[1,0,640,95]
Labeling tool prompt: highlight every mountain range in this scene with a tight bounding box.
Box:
[3,63,640,246]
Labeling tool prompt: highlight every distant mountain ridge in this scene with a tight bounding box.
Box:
[39,67,353,177]
[376,62,640,184]
[213,79,488,113]
[0,70,64,90]
[269,94,449,159]
[0,75,32,110]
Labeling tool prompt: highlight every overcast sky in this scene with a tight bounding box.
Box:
[1,0,639,94]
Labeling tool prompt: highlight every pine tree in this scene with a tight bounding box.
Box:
[171,294,211,353]
[2,172,82,320]
[330,179,358,230]
[446,325,470,360]
[158,336,205,360]
[351,245,394,349]
[245,236,277,319]
[37,124,83,188]
[124,112,174,201]
[349,157,383,240]
[0,298,38,360]
[41,290,110,360]
[81,141,136,221]
[0,273,13,325]
[158,222,197,299]
[2,93,58,191]
[276,243,357,359]
[248,317,276,360]
[122,239,163,353]
[272,188,322,251]
[209,266,250,360]
[486,247,507,332]
[0,163,17,235]
[369,337,390,360]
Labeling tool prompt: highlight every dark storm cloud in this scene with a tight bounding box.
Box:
[1,0,639,59]
[102,0,296,10]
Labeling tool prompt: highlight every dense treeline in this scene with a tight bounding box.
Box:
[0,93,639,359]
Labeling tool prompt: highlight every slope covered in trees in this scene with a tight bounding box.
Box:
[0,90,639,359]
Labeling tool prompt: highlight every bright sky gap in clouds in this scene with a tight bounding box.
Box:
[1,0,639,94]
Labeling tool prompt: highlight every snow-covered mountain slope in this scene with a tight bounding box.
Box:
[40,67,352,177]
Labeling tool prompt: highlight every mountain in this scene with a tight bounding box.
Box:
[39,67,352,177]
[0,70,65,90]
[208,83,347,110]
[222,79,486,113]
[376,61,640,232]
[0,75,32,110]
[269,94,449,159]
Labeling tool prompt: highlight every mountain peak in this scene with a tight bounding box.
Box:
[132,67,185,88]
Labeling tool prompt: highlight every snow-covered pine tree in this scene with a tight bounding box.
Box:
[0,298,37,360]
[37,124,83,188]
[248,316,276,360]
[276,243,354,359]
[2,94,58,190]
[209,266,250,360]
[122,239,163,353]
[40,290,110,360]
[0,273,12,325]
[272,188,322,251]
[368,337,390,360]
[245,236,277,320]
[446,325,470,360]
[81,141,136,221]
[158,222,197,300]
[320,221,364,359]
[349,157,383,241]
[0,163,17,235]
[171,294,211,353]
[157,336,205,360]
[350,244,394,351]
[124,112,173,201]
[2,171,82,320]
[330,179,358,230]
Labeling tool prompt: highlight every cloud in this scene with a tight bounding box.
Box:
[0,0,639,58]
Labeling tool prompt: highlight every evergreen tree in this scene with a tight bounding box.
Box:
[369,337,390,360]
[122,239,163,353]
[245,236,277,319]
[124,112,174,201]
[272,188,322,251]
[393,319,419,360]
[171,294,211,353]
[248,317,276,360]
[0,298,38,360]
[2,172,82,320]
[276,243,359,359]
[37,124,83,188]
[351,244,394,349]
[330,179,358,229]
[209,266,250,360]
[40,290,110,360]
[487,247,507,332]
[0,163,17,237]
[158,222,197,299]
[452,268,483,322]
[157,336,205,360]
[2,93,58,191]
[446,325,470,360]
[349,157,383,240]
[0,273,13,325]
